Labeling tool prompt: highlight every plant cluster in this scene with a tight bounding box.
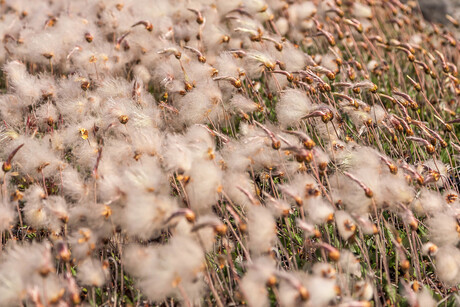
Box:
[0,0,459,306]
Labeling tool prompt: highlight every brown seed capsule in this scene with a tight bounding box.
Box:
[2,162,11,173]
[427,243,438,256]
[411,281,420,292]
[178,175,191,184]
[425,144,435,154]
[132,20,153,32]
[364,188,373,198]
[388,164,398,174]
[81,81,90,91]
[85,32,93,43]
[409,219,418,231]
[416,176,424,186]
[11,189,23,202]
[79,128,89,140]
[57,243,71,262]
[443,65,450,74]
[214,224,227,235]
[299,286,310,301]
[334,58,343,67]
[294,196,303,207]
[101,205,112,219]
[38,265,54,277]
[42,52,54,59]
[118,115,129,124]
[47,117,54,127]
[314,229,322,238]
[44,17,57,28]
[406,128,414,136]
[266,275,277,287]
[305,184,320,197]
[281,208,290,217]
[133,151,142,161]
[400,259,410,271]
[272,140,281,150]
[328,250,341,262]
[319,162,328,172]
[232,79,242,88]
[221,35,230,43]
[185,211,196,223]
[303,139,315,150]
[321,111,333,123]
[348,67,356,81]
[184,82,193,91]
[305,151,313,163]
[371,224,379,234]
[446,193,458,203]
[329,37,336,46]
[440,140,448,148]
[2,144,24,173]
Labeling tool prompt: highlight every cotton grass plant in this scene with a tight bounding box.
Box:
[0,0,459,306]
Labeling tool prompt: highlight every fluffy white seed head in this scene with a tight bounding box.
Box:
[77,258,108,287]
[248,205,276,255]
[276,89,312,128]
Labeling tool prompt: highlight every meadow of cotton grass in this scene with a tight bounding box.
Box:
[0,0,460,306]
